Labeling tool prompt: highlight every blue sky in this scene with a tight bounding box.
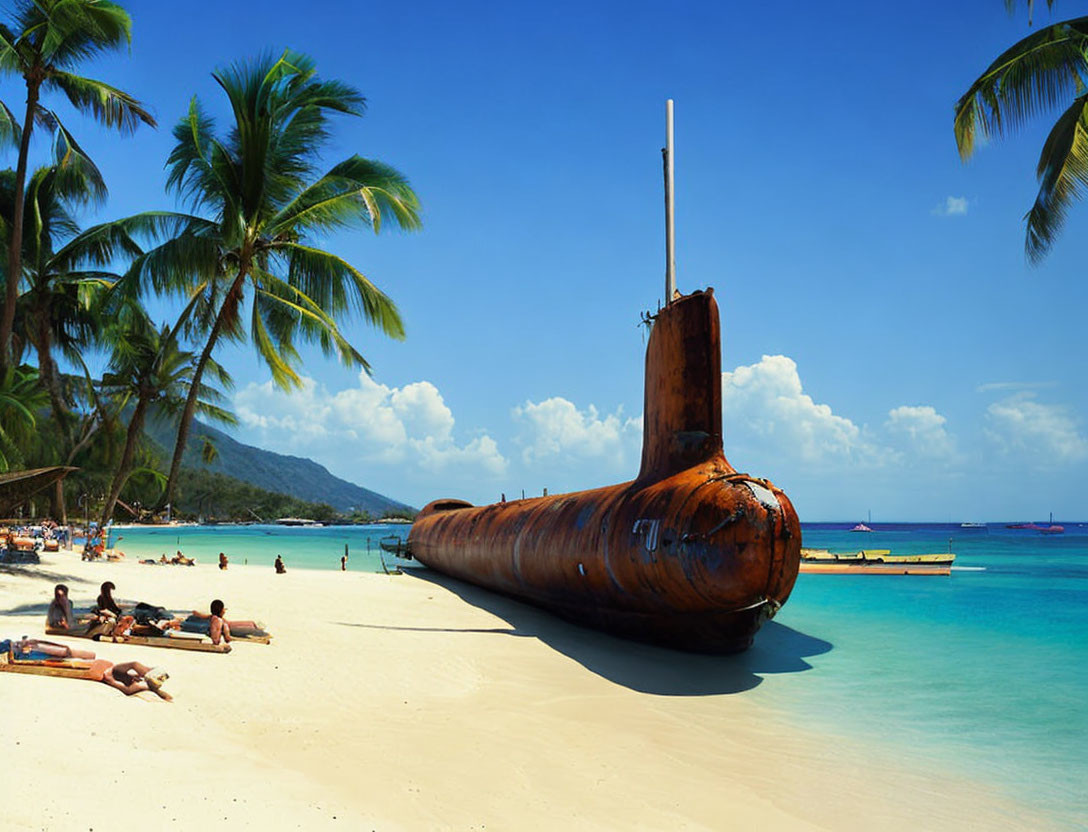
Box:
[4,0,1087,520]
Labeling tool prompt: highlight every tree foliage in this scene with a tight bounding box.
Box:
[956,2,1088,260]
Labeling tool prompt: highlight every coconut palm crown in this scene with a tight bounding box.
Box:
[955,2,1088,261]
[87,48,421,510]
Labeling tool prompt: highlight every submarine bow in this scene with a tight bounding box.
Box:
[408,289,801,653]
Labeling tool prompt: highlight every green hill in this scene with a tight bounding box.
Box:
[144,419,414,517]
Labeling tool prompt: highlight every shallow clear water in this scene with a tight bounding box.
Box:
[111,520,1087,827]
[771,523,1088,830]
[109,522,410,573]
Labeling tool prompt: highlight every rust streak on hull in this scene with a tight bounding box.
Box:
[409,290,801,653]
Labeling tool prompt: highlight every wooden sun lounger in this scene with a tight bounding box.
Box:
[0,647,98,679]
[45,626,231,654]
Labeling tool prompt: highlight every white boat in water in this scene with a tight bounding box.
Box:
[274,517,324,527]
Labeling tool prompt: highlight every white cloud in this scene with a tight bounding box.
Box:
[984,393,1088,465]
[884,405,957,459]
[721,355,892,467]
[234,372,508,492]
[975,380,1056,393]
[932,195,969,216]
[512,397,642,469]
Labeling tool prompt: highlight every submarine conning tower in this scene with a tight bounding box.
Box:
[638,288,723,481]
[408,288,802,653]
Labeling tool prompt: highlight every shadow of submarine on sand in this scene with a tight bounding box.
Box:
[345,567,832,697]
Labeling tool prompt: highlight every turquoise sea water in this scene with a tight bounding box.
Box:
[772,523,1087,830]
[111,520,1086,827]
[108,522,412,572]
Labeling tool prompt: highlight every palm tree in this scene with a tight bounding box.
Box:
[0,0,154,374]
[955,2,1088,260]
[1,161,115,437]
[96,305,233,529]
[91,49,421,512]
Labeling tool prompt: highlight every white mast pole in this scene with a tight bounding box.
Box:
[664,99,676,304]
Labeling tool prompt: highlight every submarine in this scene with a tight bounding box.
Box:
[406,104,801,653]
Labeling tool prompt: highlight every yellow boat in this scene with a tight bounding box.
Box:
[800,549,954,575]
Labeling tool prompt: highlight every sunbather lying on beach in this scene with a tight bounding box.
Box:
[10,637,95,660]
[89,660,171,699]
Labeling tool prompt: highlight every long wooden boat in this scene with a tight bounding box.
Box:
[408,289,801,653]
[800,549,954,576]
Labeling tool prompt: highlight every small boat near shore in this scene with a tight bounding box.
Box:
[274,517,324,527]
[800,549,955,576]
[849,523,873,533]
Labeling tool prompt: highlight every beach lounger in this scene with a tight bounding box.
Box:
[0,639,101,679]
[44,625,231,654]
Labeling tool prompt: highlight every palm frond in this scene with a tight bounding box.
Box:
[250,294,301,389]
[269,156,422,235]
[49,114,107,202]
[1024,93,1088,260]
[0,98,21,146]
[954,16,1088,160]
[280,242,404,339]
[46,70,155,132]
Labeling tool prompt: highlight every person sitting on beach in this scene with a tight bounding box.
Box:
[274,555,286,574]
[207,599,231,646]
[171,550,195,566]
[159,554,169,564]
[46,584,75,630]
[187,604,258,632]
[219,552,228,570]
[95,581,123,618]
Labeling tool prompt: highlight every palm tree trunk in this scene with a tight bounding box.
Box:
[51,479,67,526]
[159,270,247,511]
[34,303,71,440]
[0,81,39,375]
[100,396,148,530]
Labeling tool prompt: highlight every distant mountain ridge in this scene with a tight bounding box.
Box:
[144,419,413,516]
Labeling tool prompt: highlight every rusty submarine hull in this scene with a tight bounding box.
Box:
[407,289,801,653]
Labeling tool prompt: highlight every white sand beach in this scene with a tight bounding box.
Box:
[0,554,1053,831]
